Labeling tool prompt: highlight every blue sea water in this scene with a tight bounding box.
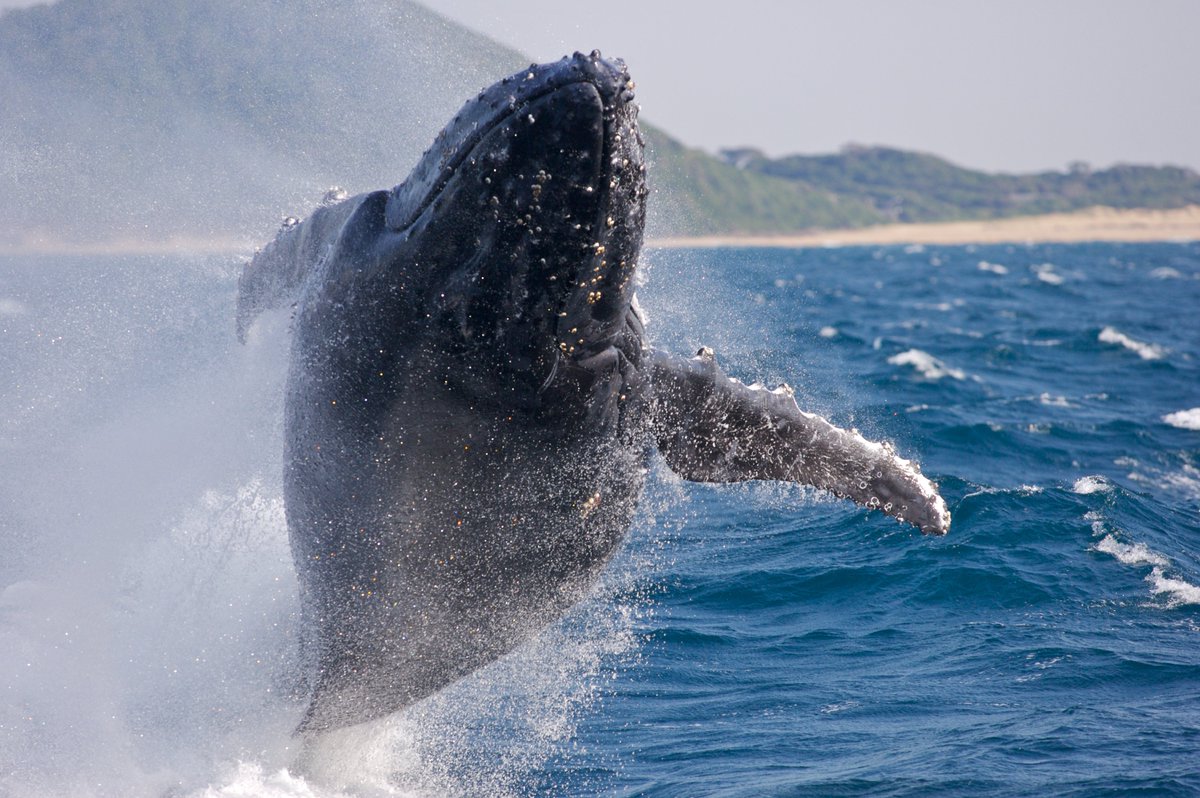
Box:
[1,242,1198,796]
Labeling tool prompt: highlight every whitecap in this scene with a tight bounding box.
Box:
[1125,462,1200,502]
[1072,476,1112,495]
[1098,326,1166,360]
[887,349,966,381]
[1038,393,1073,408]
[1149,266,1182,279]
[977,261,1008,275]
[1095,534,1170,568]
[1034,263,1065,285]
[1147,568,1200,607]
[818,326,838,339]
[1093,534,1200,608]
[1163,408,1200,431]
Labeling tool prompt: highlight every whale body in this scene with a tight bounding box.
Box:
[237,52,950,733]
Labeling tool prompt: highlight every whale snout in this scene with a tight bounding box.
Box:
[366,52,646,405]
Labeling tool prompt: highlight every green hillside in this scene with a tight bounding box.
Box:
[721,145,1200,224]
[645,130,885,235]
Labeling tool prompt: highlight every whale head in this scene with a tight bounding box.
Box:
[374,52,648,414]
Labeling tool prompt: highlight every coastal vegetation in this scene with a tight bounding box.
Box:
[717,145,1200,225]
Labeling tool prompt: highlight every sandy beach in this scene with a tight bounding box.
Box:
[5,205,1200,256]
[649,205,1200,249]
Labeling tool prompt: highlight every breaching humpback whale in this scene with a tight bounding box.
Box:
[237,52,950,733]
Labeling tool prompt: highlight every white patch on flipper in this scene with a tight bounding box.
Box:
[789,400,949,534]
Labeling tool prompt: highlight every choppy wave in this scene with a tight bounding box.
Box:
[1146,568,1200,607]
[886,348,966,380]
[1073,475,1113,495]
[1095,534,1170,568]
[1163,407,1200,430]
[1033,262,1066,284]
[1098,326,1167,360]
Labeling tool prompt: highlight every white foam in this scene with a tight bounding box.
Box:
[1098,326,1166,360]
[1124,461,1200,502]
[1095,534,1170,568]
[818,326,838,339]
[1149,266,1182,279]
[1163,408,1200,431]
[1034,264,1065,285]
[1094,534,1200,608]
[188,763,358,797]
[1072,475,1112,495]
[1039,393,1073,408]
[887,349,965,381]
[1147,568,1200,607]
[977,260,1008,275]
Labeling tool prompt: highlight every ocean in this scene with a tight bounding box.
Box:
[1,241,1197,796]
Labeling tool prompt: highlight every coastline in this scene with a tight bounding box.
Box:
[648,205,1200,249]
[4,205,1199,257]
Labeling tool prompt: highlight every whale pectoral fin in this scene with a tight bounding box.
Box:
[649,349,950,535]
[236,194,365,342]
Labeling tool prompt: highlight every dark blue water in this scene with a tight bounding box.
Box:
[2,243,1198,796]
[568,242,1200,797]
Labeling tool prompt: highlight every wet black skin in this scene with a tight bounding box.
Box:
[239,53,949,733]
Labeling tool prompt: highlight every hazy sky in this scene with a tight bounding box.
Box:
[417,0,1200,174]
[3,0,1197,173]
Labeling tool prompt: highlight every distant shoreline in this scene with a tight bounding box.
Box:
[4,206,1199,257]
[649,205,1200,249]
